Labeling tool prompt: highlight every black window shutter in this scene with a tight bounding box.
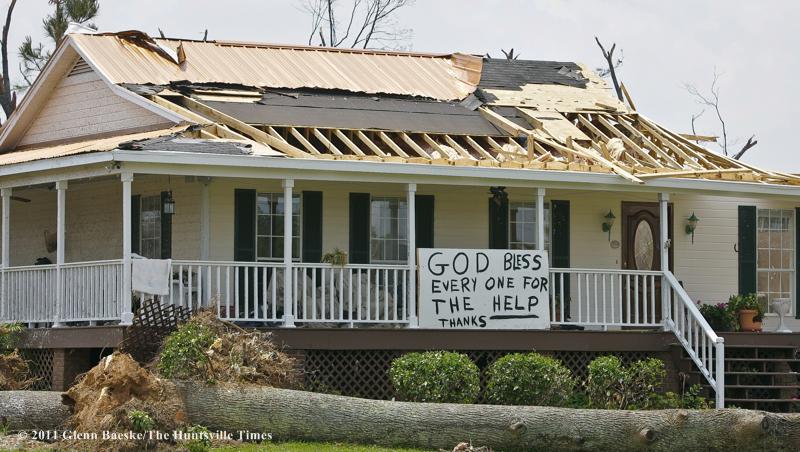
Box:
[738,205,757,296]
[488,197,508,249]
[131,195,141,255]
[551,200,570,315]
[795,208,799,319]
[234,189,256,262]
[160,191,172,259]
[415,194,434,249]
[302,191,323,263]
[349,193,371,264]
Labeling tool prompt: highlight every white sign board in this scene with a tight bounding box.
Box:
[418,249,550,329]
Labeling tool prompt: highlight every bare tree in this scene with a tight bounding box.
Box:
[17,0,99,91]
[682,67,757,158]
[0,0,17,123]
[595,37,623,101]
[300,0,414,50]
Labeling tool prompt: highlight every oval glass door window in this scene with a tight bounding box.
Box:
[634,220,654,270]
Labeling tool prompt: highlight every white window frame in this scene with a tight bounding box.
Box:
[256,193,301,262]
[370,196,408,264]
[757,208,794,314]
[509,201,550,255]
[140,194,162,259]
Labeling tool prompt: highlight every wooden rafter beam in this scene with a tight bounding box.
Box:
[379,132,410,158]
[478,106,527,137]
[594,114,662,168]
[312,128,344,155]
[290,127,320,155]
[440,135,477,160]
[356,131,387,157]
[148,95,212,125]
[267,126,288,142]
[575,114,613,144]
[609,115,683,170]
[629,116,707,171]
[637,169,755,179]
[640,117,721,170]
[334,129,365,156]
[177,95,311,158]
[399,132,431,158]
[464,136,498,162]
[679,133,718,142]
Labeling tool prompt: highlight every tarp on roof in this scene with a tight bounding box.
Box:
[70,33,482,101]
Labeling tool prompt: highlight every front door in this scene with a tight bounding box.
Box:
[621,202,673,324]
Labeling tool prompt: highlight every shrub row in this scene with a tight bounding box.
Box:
[389,350,710,409]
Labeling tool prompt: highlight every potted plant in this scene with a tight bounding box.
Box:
[726,293,765,332]
[697,301,738,332]
[321,247,348,267]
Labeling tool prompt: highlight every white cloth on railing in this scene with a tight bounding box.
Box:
[132,259,172,295]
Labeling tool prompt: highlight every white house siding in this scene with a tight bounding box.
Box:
[2,176,201,266]
[17,70,173,149]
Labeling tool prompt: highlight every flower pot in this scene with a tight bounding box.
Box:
[739,309,762,332]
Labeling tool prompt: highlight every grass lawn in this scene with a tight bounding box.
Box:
[212,441,437,452]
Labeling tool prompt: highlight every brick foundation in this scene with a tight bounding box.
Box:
[51,348,92,391]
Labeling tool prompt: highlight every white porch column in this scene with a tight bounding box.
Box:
[406,183,418,328]
[535,188,546,252]
[200,181,211,303]
[282,180,296,327]
[659,193,670,329]
[121,173,134,325]
[1,188,9,321]
[53,181,67,327]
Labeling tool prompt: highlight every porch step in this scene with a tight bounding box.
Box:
[671,343,800,413]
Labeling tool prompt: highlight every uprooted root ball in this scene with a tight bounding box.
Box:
[61,352,184,451]
[150,308,298,388]
[0,349,39,390]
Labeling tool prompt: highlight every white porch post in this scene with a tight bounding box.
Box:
[200,181,211,304]
[535,188,545,251]
[53,181,67,327]
[406,183,418,328]
[121,173,134,325]
[1,188,9,321]
[659,193,670,329]
[282,179,296,327]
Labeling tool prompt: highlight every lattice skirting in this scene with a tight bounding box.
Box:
[19,349,54,391]
[302,349,675,402]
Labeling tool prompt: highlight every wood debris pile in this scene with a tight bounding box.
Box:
[0,350,38,391]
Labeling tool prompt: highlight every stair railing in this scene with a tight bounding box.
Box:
[662,270,725,408]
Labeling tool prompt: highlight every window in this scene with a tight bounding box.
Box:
[140,195,162,259]
[757,209,794,313]
[370,197,408,263]
[256,193,300,260]
[509,201,550,253]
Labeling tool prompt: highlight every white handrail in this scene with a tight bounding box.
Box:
[663,270,725,409]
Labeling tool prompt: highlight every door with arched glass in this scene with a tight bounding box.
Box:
[621,202,673,325]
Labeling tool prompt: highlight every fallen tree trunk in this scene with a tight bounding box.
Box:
[2,384,799,451]
[0,391,70,430]
[176,382,800,452]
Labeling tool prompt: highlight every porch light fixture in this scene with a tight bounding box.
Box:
[489,186,508,206]
[602,210,615,241]
[686,212,699,243]
[163,192,175,215]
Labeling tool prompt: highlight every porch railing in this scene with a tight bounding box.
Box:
[549,268,663,328]
[4,264,57,323]
[150,261,411,326]
[62,260,123,322]
[663,271,725,408]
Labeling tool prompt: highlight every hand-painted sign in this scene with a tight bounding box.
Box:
[418,249,550,329]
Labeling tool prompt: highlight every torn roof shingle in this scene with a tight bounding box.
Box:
[118,135,257,155]
[478,59,587,90]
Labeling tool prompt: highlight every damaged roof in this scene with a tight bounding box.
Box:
[2,29,797,188]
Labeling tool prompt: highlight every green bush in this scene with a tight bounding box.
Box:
[389,351,479,404]
[128,410,155,433]
[183,424,213,452]
[158,323,217,379]
[485,352,575,406]
[586,356,665,410]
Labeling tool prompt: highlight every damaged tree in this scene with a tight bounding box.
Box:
[595,37,624,101]
[301,0,414,50]
[2,383,799,451]
[682,68,757,159]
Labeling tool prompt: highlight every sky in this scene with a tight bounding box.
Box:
[5,0,799,172]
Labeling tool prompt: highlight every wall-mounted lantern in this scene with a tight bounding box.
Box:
[602,210,616,241]
[686,212,699,243]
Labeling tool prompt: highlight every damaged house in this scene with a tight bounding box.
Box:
[1,30,798,410]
